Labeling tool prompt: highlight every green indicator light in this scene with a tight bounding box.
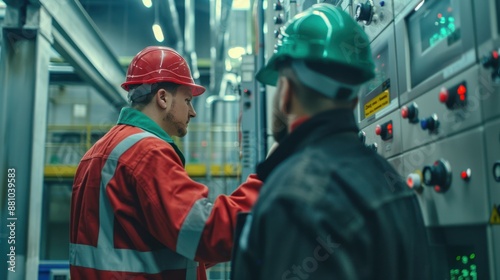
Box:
[449,17,455,23]
[440,17,446,24]
[462,269,470,277]
[470,253,475,259]
[456,256,461,261]
[462,256,469,264]
[440,27,448,36]
[471,264,477,270]
[448,23,455,32]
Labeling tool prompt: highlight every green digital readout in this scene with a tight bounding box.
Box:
[450,253,478,280]
[428,16,456,48]
[419,0,460,52]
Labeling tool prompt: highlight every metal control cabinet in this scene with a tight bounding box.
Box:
[400,66,484,152]
[239,55,259,180]
[353,0,394,42]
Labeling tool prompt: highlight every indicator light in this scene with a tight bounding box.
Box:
[401,103,419,123]
[460,168,471,181]
[457,85,467,95]
[401,107,408,118]
[439,87,449,103]
[407,172,423,192]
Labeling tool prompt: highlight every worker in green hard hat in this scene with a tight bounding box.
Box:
[231,4,431,279]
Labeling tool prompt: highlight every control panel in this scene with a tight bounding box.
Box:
[239,55,259,180]
[399,66,483,152]
[359,110,402,158]
[354,0,394,41]
[401,128,489,226]
[262,1,500,278]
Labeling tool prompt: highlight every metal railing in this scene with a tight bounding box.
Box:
[44,123,242,178]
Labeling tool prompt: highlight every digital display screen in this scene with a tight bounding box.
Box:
[448,247,478,280]
[364,48,390,95]
[416,0,461,53]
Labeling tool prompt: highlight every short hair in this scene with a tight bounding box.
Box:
[130,82,181,110]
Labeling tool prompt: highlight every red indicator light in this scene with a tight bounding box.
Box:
[493,51,499,60]
[201,140,208,147]
[387,123,393,130]
[407,177,413,188]
[375,125,382,135]
[457,85,467,95]
[437,13,442,19]
[447,7,452,13]
[439,87,449,103]
[459,94,465,101]
[401,106,409,118]
[461,168,471,181]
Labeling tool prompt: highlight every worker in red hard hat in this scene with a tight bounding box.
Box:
[69,46,262,280]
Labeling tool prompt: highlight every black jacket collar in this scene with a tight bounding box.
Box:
[256,108,358,181]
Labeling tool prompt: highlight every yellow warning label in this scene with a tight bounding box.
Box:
[364,90,390,118]
[490,205,500,225]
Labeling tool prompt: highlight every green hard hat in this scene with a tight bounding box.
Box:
[256,3,375,86]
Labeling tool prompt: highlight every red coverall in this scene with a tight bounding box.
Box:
[70,108,262,279]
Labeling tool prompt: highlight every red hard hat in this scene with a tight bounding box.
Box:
[121,46,206,96]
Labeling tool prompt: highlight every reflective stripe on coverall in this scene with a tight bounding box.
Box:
[70,132,207,279]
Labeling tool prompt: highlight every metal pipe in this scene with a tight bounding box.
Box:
[204,95,240,181]
[163,0,184,53]
[256,0,267,163]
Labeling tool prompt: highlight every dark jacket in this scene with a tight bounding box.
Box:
[232,108,431,280]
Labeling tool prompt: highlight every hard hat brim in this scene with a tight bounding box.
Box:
[255,55,280,86]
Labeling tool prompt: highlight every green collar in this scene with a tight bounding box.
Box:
[117,107,185,165]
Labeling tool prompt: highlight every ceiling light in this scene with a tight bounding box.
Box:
[228,47,246,59]
[152,24,164,42]
[142,0,152,8]
[414,0,425,11]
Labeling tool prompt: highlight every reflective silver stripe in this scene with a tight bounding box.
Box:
[185,260,198,280]
[98,132,155,249]
[69,243,192,273]
[72,131,199,277]
[176,198,214,259]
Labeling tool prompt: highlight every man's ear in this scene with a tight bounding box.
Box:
[278,77,292,115]
[155,89,170,110]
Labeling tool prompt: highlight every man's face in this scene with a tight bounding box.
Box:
[163,86,196,137]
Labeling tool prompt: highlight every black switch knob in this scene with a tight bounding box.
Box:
[493,161,500,182]
[423,159,452,193]
[274,15,283,25]
[273,2,283,11]
[482,50,500,80]
[375,120,393,141]
[274,29,281,38]
[367,143,378,152]
[401,103,419,123]
[358,131,366,144]
[439,83,467,109]
[420,114,439,133]
[355,0,374,25]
